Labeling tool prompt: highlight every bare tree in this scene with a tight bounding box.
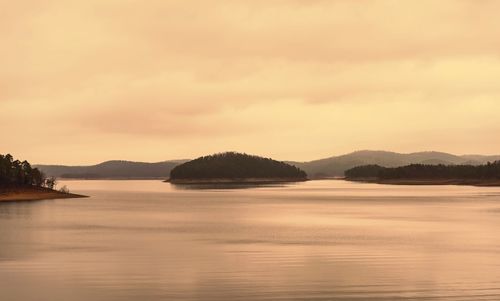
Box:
[44,177,57,190]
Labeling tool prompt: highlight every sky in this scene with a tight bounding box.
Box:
[2,0,500,165]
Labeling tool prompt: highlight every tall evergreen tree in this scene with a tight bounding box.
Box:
[0,154,47,187]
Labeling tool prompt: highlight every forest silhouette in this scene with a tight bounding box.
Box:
[345,162,500,180]
[0,154,56,189]
[170,152,307,181]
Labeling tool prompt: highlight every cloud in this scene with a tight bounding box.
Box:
[1,0,500,163]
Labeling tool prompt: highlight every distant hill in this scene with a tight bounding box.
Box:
[35,150,500,180]
[289,150,500,178]
[35,160,188,179]
[461,154,500,163]
[169,152,307,184]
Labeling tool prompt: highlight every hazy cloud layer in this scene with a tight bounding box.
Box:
[2,0,500,164]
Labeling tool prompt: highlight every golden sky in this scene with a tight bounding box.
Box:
[2,0,500,164]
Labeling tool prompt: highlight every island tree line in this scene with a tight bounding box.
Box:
[170,152,307,180]
[345,162,500,180]
[0,154,57,189]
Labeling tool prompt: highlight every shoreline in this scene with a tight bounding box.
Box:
[166,177,308,184]
[0,187,88,202]
[59,177,166,180]
[346,178,500,187]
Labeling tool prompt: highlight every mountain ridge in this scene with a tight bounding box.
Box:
[35,151,500,179]
[287,150,498,178]
[35,160,189,179]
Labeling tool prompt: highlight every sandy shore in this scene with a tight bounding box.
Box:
[347,178,500,187]
[0,187,87,202]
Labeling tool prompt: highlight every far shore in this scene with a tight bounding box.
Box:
[59,177,166,180]
[0,187,88,202]
[346,178,500,187]
[166,177,308,184]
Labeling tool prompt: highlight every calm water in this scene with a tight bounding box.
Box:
[2,180,500,301]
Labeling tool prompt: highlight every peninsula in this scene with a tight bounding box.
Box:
[167,152,308,184]
[0,154,86,202]
[344,162,500,187]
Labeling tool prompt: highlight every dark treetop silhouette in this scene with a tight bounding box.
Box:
[0,154,47,188]
[169,152,307,184]
[344,161,500,186]
[0,153,86,201]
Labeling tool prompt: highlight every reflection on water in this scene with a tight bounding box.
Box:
[1,180,500,300]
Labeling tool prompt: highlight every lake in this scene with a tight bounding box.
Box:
[1,180,500,300]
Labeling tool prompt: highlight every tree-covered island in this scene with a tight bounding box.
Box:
[345,162,500,186]
[168,152,308,184]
